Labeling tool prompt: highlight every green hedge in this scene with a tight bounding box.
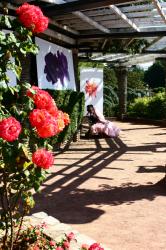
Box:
[128,92,166,120]
[46,89,85,144]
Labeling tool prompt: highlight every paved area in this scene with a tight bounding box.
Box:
[32,122,166,250]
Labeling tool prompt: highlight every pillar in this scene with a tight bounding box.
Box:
[115,66,128,120]
[72,48,80,91]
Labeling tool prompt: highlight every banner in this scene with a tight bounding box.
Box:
[80,68,103,114]
[36,37,76,90]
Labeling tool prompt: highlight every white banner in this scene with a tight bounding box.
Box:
[36,37,76,90]
[80,68,103,114]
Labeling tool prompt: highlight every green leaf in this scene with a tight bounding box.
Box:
[23,161,33,169]
[0,16,12,28]
[0,31,6,43]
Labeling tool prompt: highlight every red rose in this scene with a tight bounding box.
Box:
[33,90,55,110]
[16,2,30,14]
[63,113,70,126]
[56,247,64,250]
[34,15,49,33]
[36,120,59,138]
[32,149,54,169]
[16,3,48,33]
[29,109,53,128]
[63,241,70,249]
[0,117,22,142]
[88,243,104,250]
[67,232,75,242]
[47,105,59,117]
[26,86,40,98]
[27,87,58,116]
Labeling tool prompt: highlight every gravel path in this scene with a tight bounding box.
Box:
[33,122,166,250]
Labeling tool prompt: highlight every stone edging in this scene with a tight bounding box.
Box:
[25,212,111,250]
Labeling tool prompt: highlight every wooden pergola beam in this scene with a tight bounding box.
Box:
[109,5,140,32]
[43,0,138,17]
[78,50,166,54]
[152,0,166,24]
[74,11,110,33]
[78,30,166,39]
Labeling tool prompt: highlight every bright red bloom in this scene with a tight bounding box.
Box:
[26,86,40,98]
[33,90,55,110]
[16,3,48,33]
[36,119,59,138]
[32,149,54,169]
[27,87,58,116]
[85,80,98,98]
[88,243,104,250]
[67,232,75,242]
[63,112,70,126]
[0,117,22,142]
[63,241,70,249]
[56,247,64,250]
[29,109,53,128]
[47,104,59,117]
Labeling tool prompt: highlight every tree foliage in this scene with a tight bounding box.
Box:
[144,62,165,89]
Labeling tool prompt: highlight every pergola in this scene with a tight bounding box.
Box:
[2,0,166,117]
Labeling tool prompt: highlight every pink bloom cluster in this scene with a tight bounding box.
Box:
[82,243,104,250]
[16,3,48,33]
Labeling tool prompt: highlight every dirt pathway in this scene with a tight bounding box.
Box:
[33,122,166,250]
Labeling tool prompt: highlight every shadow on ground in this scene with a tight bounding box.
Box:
[32,135,166,224]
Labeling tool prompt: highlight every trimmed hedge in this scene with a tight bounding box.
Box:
[128,92,166,120]
[46,89,85,144]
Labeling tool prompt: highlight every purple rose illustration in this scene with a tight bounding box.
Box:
[44,51,70,86]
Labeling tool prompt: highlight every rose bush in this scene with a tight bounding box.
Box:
[0,3,69,250]
[0,2,103,250]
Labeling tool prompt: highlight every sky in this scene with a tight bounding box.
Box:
[138,61,153,70]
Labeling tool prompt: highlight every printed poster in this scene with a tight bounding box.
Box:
[36,37,76,90]
[80,68,103,114]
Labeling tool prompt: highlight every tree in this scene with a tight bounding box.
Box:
[127,66,145,89]
[144,62,165,89]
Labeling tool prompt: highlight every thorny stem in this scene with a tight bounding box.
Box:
[1,170,9,248]
[3,170,14,250]
[15,209,26,243]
